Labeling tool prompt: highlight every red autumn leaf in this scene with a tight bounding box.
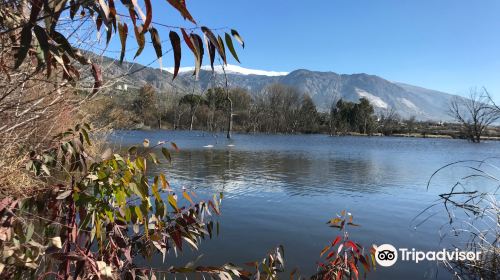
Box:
[207,39,216,71]
[169,31,181,80]
[118,22,128,64]
[349,261,359,280]
[108,0,117,29]
[187,33,203,78]
[128,6,137,27]
[332,235,342,247]
[201,26,226,65]
[326,250,336,260]
[150,27,162,59]
[142,0,152,33]
[346,240,360,253]
[171,142,180,152]
[170,227,183,251]
[359,254,370,272]
[91,63,103,94]
[166,0,196,24]
[181,28,196,54]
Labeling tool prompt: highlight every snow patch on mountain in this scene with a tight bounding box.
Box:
[164,64,289,77]
[399,98,418,110]
[356,88,388,109]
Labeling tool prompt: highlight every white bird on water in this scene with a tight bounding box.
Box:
[203,145,214,148]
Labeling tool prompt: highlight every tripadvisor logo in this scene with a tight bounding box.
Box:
[375,244,398,267]
[374,244,481,267]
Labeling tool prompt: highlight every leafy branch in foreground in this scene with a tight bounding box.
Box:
[2,0,245,93]
[0,123,377,280]
[313,211,376,280]
[0,124,239,279]
[0,123,298,280]
[0,1,245,195]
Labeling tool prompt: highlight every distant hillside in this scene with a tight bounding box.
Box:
[100,56,457,121]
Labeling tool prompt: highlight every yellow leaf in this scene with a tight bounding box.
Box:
[183,191,194,204]
[159,173,172,191]
[320,245,330,257]
[329,217,342,225]
[168,194,178,212]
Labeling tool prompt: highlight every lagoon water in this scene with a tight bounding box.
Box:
[111,131,500,279]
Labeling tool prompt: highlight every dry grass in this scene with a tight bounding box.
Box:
[0,153,43,198]
[0,104,77,197]
[443,195,499,279]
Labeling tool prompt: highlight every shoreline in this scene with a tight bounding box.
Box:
[114,127,500,141]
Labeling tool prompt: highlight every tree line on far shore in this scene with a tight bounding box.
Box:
[86,83,500,140]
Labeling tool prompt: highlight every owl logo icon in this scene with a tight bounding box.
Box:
[375,244,398,267]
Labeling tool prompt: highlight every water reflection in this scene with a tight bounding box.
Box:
[111,131,500,279]
[160,149,401,198]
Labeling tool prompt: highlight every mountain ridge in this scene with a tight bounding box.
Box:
[101,56,456,121]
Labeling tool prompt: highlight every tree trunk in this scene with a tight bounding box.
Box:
[206,113,210,131]
[363,118,367,134]
[189,105,199,131]
[209,109,215,131]
[190,112,194,131]
[227,97,233,139]
[174,109,181,130]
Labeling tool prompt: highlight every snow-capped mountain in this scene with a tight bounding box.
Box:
[164,64,289,77]
[102,55,458,121]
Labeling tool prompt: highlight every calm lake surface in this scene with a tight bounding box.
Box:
[110,131,500,279]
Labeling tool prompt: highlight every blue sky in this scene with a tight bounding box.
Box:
[107,0,500,98]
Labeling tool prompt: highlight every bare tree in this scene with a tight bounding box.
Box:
[328,94,341,136]
[405,115,417,134]
[179,94,205,131]
[260,84,301,133]
[220,66,234,139]
[449,88,499,143]
[328,77,342,136]
[378,107,400,136]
